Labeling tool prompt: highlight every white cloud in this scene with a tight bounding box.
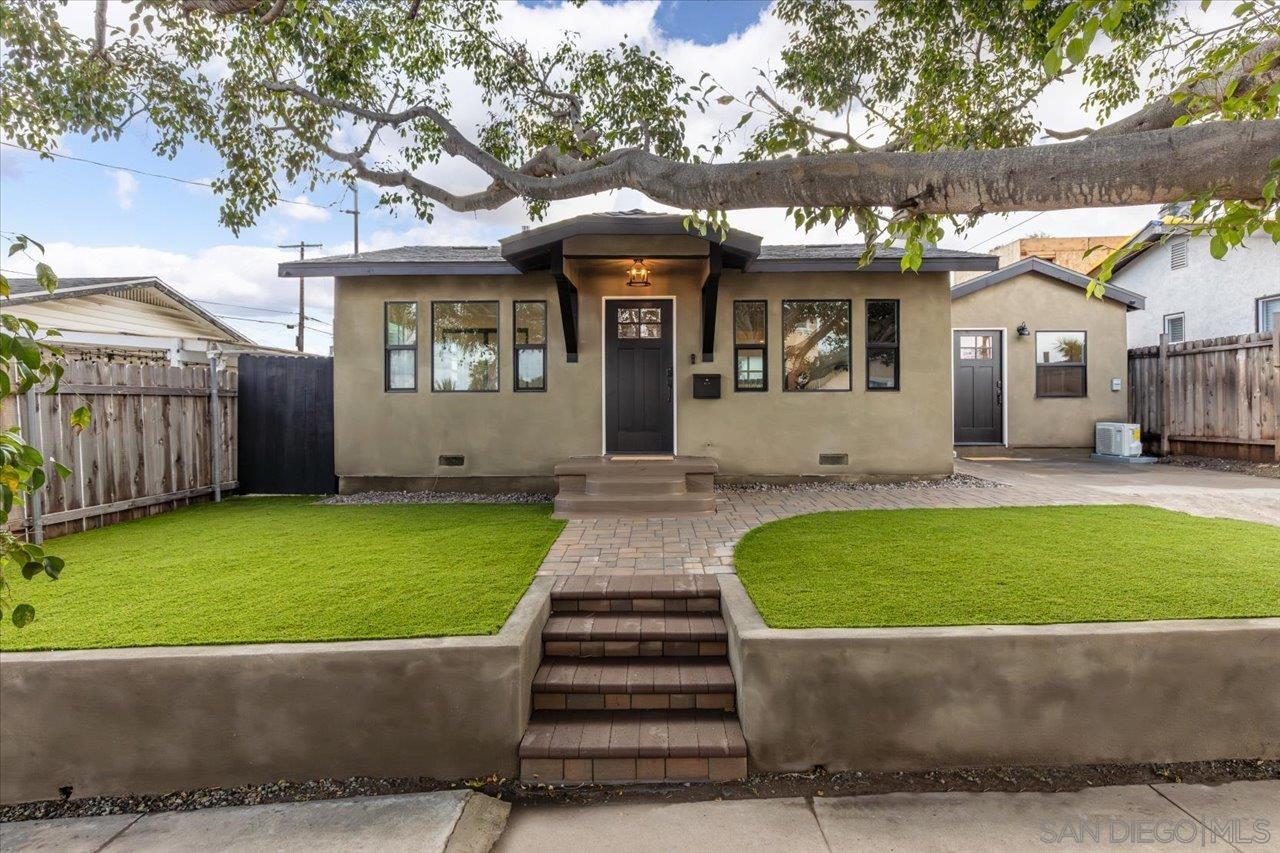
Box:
[111,170,138,210]
[279,194,331,222]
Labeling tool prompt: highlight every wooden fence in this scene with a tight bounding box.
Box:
[1128,331,1279,462]
[3,358,237,541]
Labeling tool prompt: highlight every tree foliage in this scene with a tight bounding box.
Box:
[0,0,1276,276]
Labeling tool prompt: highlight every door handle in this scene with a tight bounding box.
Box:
[996,379,1003,406]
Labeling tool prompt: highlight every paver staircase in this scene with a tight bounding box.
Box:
[552,456,718,518]
[519,575,748,784]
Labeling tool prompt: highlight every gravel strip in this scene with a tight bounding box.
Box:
[320,490,551,505]
[1159,454,1280,480]
[718,473,1003,494]
[4,759,1275,822]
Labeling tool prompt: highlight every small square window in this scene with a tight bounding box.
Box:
[640,308,660,323]
[618,308,638,323]
[639,323,661,338]
[618,323,638,339]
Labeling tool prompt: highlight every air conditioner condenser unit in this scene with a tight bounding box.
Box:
[1094,422,1143,458]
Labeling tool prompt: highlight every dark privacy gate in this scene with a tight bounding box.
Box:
[237,355,337,494]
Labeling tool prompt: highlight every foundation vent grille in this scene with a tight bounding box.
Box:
[438,455,466,467]
[818,453,848,466]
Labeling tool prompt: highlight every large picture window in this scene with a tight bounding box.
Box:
[782,300,851,392]
[514,300,547,391]
[384,301,417,392]
[733,300,767,391]
[432,301,499,392]
[865,299,900,390]
[1035,331,1087,397]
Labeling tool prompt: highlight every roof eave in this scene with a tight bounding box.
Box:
[746,256,999,273]
[278,261,522,277]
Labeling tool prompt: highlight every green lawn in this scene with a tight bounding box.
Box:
[734,505,1280,628]
[1,497,565,651]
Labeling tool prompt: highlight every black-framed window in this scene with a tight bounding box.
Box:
[432,300,499,392]
[514,300,547,391]
[384,301,417,392]
[733,300,767,391]
[781,299,851,392]
[1035,330,1087,397]
[866,299,900,391]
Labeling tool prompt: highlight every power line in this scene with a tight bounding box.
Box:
[193,298,333,327]
[0,141,336,212]
[966,210,1048,250]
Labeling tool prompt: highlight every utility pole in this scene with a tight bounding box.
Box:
[341,181,360,254]
[279,241,322,352]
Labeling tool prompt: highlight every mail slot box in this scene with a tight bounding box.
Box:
[693,373,721,399]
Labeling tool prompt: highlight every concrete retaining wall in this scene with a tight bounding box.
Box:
[0,578,551,805]
[720,576,1280,772]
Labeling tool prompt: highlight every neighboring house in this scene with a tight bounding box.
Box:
[4,276,283,364]
[952,235,1128,284]
[951,257,1144,448]
[1102,220,1280,347]
[279,211,997,495]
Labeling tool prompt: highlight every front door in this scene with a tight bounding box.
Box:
[604,299,674,454]
[953,330,1003,444]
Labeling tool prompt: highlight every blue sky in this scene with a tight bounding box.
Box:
[0,0,1161,352]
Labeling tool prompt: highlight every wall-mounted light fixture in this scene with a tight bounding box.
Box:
[625,258,651,288]
[1017,322,1030,337]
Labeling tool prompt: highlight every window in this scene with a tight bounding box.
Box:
[1035,331,1087,397]
[1170,238,1188,270]
[865,299,900,390]
[513,301,547,391]
[781,300,851,392]
[432,301,499,392]
[384,302,417,391]
[958,334,995,360]
[1163,313,1185,343]
[1258,295,1280,333]
[733,300,767,391]
[616,306,662,339]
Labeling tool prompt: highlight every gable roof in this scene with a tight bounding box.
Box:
[279,210,999,278]
[950,256,1146,310]
[5,276,255,342]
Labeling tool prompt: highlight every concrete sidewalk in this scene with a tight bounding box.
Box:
[494,781,1279,852]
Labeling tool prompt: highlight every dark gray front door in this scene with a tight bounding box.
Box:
[954,330,1003,444]
[605,299,674,454]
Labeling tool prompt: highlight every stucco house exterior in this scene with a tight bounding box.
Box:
[951,257,1145,448]
[280,211,998,500]
[1104,219,1280,347]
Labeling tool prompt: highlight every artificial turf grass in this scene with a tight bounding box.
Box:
[734,505,1280,628]
[0,496,565,651]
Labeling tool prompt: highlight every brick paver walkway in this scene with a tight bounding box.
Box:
[537,456,1280,576]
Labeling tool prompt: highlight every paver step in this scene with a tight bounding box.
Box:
[544,613,725,644]
[519,710,747,783]
[550,573,721,601]
[532,657,735,710]
[553,491,717,518]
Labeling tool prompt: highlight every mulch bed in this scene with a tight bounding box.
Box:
[1160,455,1280,480]
[5,759,1276,822]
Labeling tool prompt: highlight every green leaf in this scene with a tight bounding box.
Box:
[11,604,35,628]
[1047,2,1079,41]
[70,406,91,433]
[53,460,71,479]
[43,555,64,579]
[21,561,43,580]
[36,260,60,294]
[1209,234,1228,259]
[1065,37,1086,65]
[1043,48,1062,78]
[715,94,734,105]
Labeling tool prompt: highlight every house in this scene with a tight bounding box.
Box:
[279,211,998,502]
[952,235,1128,283]
[1100,218,1280,347]
[4,276,284,364]
[950,257,1144,448]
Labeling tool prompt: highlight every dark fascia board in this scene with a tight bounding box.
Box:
[746,256,999,274]
[8,276,255,342]
[951,256,1146,310]
[498,213,762,271]
[1102,220,1173,276]
[279,261,522,277]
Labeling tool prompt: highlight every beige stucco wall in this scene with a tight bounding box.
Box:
[951,271,1131,447]
[333,242,955,482]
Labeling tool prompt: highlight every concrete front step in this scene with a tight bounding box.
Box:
[519,710,747,783]
[585,475,688,496]
[553,455,719,518]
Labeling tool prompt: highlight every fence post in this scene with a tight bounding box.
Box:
[209,350,222,502]
[21,387,44,545]
[1158,333,1171,457]
[1273,330,1279,463]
